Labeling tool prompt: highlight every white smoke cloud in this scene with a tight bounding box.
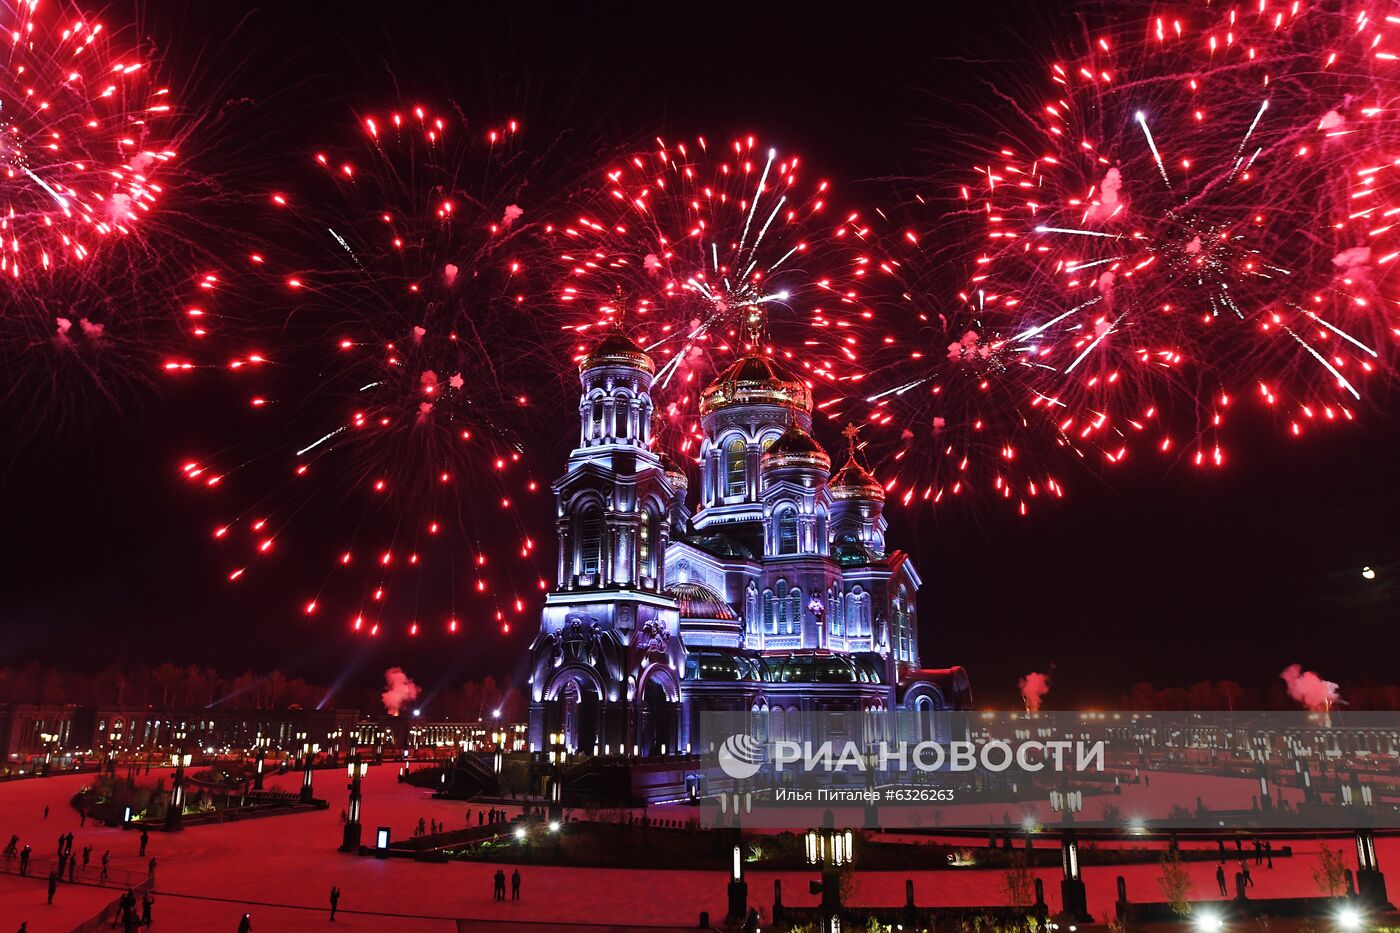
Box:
[1318,109,1346,132]
[501,204,523,230]
[1280,664,1341,711]
[1096,270,1117,304]
[380,667,421,717]
[1084,166,1125,223]
[947,330,993,362]
[443,263,459,286]
[1332,246,1374,286]
[643,253,663,274]
[1019,671,1051,712]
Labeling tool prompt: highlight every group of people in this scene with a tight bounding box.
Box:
[470,807,512,826]
[1213,837,1274,896]
[115,887,156,929]
[491,867,522,901]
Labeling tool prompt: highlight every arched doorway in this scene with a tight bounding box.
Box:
[545,669,604,752]
[636,666,680,756]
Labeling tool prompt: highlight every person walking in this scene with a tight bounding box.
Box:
[67,856,75,884]
[100,850,110,882]
[328,886,340,921]
[510,868,521,900]
[1241,861,1254,888]
[147,857,157,881]
[141,893,153,926]
[47,870,58,905]
[1265,840,1274,868]
[82,845,92,868]
[42,806,48,820]
[237,914,253,933]
[492,868,505,901]
[1215,863,1227,896]
[18,844,30,876]
[139,831,149,857]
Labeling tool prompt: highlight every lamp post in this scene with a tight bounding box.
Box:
[299,734,316,804]
[165,740,192,832]
[1057,829,1091,922]
[805,812,853,927]
[341,754,369,851]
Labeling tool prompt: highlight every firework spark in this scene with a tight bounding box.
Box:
[863,0,1400,509]
[547,135,887,459]
[175,103,579,640]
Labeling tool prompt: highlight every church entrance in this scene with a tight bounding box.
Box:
[637,668,680,756]
[546,672,603,753]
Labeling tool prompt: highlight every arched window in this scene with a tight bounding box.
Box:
[724,437,747,497]
[762,589,776,634]
[893,585,912,661]
[613,394,631,439]
[849,587,868,636]
[577,506,603,578]
[589,398,604,438]
[831,592,843,637]
[786,588,802,635]
[776,508,799,555]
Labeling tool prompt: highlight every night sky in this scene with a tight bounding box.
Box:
[1,0,1396,709]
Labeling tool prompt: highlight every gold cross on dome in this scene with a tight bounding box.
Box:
[841,422,862,455]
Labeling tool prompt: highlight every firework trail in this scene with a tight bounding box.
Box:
[0,0,197,436]
[864,0,1400,510]
[546,134,889,462]
[174,102,584,641]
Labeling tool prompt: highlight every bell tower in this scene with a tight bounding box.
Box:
[527,330,683,757]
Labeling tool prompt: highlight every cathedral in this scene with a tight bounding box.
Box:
[526,331,971,757]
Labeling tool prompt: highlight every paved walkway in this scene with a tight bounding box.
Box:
[0,765,1393,931]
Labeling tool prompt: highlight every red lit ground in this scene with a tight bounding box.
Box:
[0,764,1392,931]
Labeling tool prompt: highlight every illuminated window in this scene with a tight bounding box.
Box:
[776,509,799,555]
[614,395,630,438]
[577,507,603,577]
[724,438,747,497]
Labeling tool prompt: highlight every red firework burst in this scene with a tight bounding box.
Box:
[173,102,581,641]
[865,0,1400,512]
[547,134,890,460]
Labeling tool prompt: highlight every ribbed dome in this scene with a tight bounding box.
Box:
[667,582,738,621]
[659,451,689,493]
[699,353,811,415]
[580,332,654,374]
[829,457,884,501]
[761,426,830,472]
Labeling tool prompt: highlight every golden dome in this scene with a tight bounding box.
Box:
[760,426,830,472]
[829,457,884,502]
[660,451,689,492]
[667,582,738,621]
[699,353,811,415]
[580,332,654,374]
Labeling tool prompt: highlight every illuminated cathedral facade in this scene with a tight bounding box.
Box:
[526,332,970,756]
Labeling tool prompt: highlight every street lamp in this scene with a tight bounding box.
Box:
[341,754,369,851]
[300,734,317,804]
[165,745,193,832]
[805,814,854,920]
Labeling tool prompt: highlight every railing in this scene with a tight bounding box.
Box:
[67,878,154,933]
[0,852,151,893]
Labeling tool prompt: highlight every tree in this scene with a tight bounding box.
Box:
[1158,848,1192,916]
[1000,851,1035,906]
[1313,843,1347,896]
